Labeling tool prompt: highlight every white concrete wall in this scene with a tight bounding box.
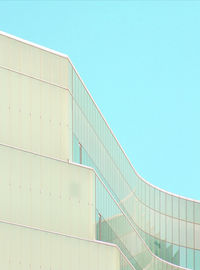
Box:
[0,144,95,239]
[0,33,72,161]
[0,33,72,91]
[0,221,120,270]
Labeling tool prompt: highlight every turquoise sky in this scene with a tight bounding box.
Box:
[1,1,200,200]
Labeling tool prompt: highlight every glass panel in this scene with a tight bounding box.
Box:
[166,216,172,243]
[145,207,150,234]
[166,242,173,263]
[159,239,166,260]
[187,222,194,249]
[172,244,180,265]
[154,189,160,212]
[160,191,165,214]
[173,196,179,219]
[194,224,200,249]
[149,208,154,236]
[166,194,172,217]
[154,238,161,257]
[73,135,80,163]
[138,198,143,229]
[187,248,194,270]
[149,186,154,209]
[149,234,155,253]
[194,202,200,224]
[136,179,141,199]
[146,184,150,206]
[179,199,186,221]
[136,199,141,229]
[155,211,160,238]
[187,200,194,223]
[195,250,200,270]
[173,219,179,246]
[180,246,186,268]
[160,214,166,240]
[180,220,186,247]
[141,181,145,204]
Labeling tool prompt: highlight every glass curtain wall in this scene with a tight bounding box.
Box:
[73,139,189,270]
[70,60,200,270]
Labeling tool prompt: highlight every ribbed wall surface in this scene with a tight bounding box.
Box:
[0,144,95,239]
[0,221,120,270]
[0,33,72,161]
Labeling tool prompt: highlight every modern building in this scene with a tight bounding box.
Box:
[0,31,199,270]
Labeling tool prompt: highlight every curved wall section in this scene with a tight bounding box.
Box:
[70,61,200,270]
[73,143,190,270]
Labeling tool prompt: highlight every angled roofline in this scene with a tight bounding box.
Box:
[0,30,68,59]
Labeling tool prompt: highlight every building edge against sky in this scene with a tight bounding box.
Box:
[0,31,200,270]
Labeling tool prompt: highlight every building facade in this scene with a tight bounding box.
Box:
[0,31,199,270]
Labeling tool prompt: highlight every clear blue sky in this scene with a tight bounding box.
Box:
[1,1,200,200]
